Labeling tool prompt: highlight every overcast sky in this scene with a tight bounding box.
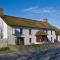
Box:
[0,0,60,28]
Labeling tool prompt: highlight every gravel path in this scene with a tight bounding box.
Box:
[0,48,60,60]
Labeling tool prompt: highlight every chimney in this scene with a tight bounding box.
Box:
[0,8,3,16]
[42,18,48,23]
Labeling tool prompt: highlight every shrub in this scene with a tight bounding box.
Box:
[0,47,9,51]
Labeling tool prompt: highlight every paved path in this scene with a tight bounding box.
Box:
[0,48,60,60]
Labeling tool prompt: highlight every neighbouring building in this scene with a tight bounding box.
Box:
[0,8,60,45]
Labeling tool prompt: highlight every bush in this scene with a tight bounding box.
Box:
[0,47,9,51]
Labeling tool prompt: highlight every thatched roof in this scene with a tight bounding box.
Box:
[55,29,60,35]
[36,31,47,35]
[0,15,57,30]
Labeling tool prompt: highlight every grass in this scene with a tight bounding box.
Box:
[0,47,9,51]
[0,47,10,54]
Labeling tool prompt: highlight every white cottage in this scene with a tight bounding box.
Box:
[0,8,60,45]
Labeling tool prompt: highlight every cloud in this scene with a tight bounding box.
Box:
[24,6,60,19]
[24,7,56,14]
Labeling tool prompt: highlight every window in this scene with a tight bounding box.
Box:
[56,36,58,40]
[20,28,23,34]
[51,31,52,35]
[51,37,52,41]
[15,29,17,36]
[36,36,43,42]
[16,37,24,45]
[29,38,31,43]
[0,29,3,39]
[15,28,21,37]
[29,29,31,34]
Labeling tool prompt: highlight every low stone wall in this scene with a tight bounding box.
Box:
[19,43,60,53]
[8,42,60,53]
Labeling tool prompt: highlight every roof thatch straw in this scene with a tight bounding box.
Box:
[36,31,47,36]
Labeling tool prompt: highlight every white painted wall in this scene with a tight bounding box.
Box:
[21,28,39,45]
[58,36,60,42]
[3,20,8,39]
[15,28,56,45]
[0,17,8,39]
[7,25,16,45]
[22,29,56,45]
[47,30,56,43]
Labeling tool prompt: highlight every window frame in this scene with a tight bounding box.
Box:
[29,38,31,43]
[51,30,52,35]
[0,29,3,39]
[51,37,52,41]
[29,29,31,34]
[20,28,23,34]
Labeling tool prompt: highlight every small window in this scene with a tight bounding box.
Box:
[20,28,23,34]
[1,30,3,39]
[29,38,31,43]
[51,31,52,35]
[29,29,31,34]
[51,37,52,41]
[56,36,58,40]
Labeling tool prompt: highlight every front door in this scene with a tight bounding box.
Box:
[36,36,43,42]
[36,35,47,42]
[19,37,24,45]
[16,37,24,45]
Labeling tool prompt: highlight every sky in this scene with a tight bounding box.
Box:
[0,0,60,28]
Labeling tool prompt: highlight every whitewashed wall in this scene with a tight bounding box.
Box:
[7,25,16,45]
[47,30,56,43]
[21,28,39,45]
[21,28,56,45]
[11,27,56,45]
[58,36,60,42]
[0,39,8,48]
[0,17,8,39]
[0,18,8,48]
[3,19,8,39]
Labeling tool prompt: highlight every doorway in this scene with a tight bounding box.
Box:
[19,37,24,45]
[16,37,24,45]
[36,35,47,42]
